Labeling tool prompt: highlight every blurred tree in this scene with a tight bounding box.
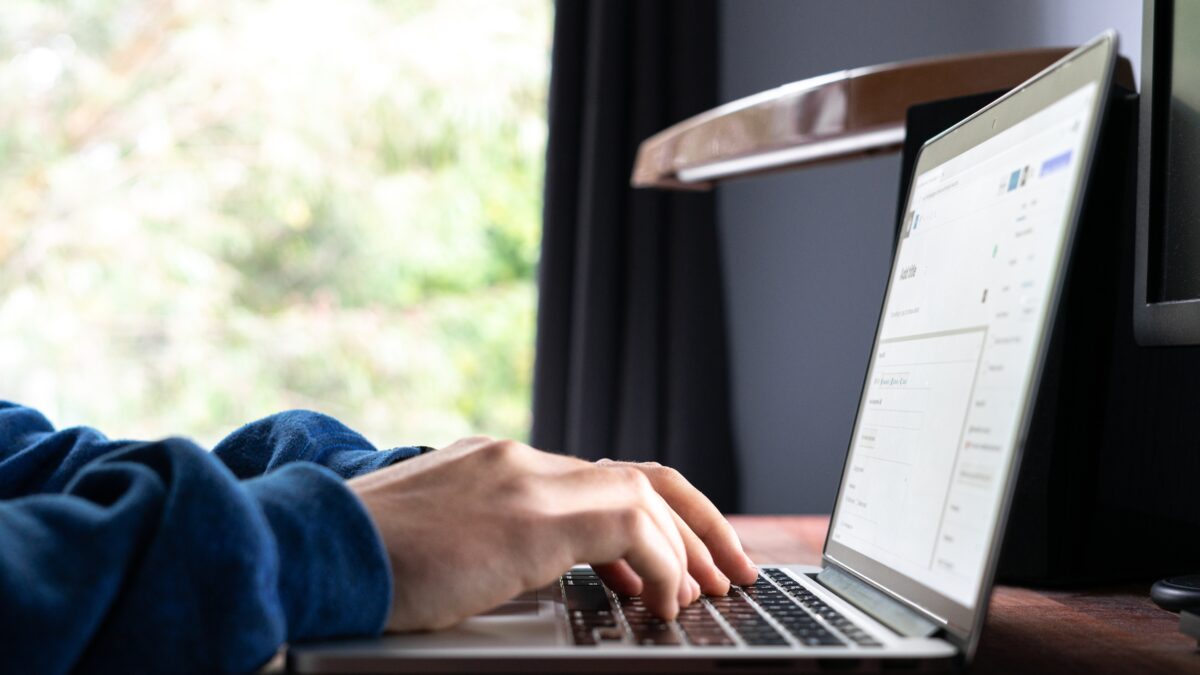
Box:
[0,0,550,447]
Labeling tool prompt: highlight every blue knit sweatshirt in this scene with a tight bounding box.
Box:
[0,401,423,674]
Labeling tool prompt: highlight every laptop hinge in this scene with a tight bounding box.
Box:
[816,565,941,639]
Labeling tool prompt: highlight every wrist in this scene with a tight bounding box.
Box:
[245,463,393,640]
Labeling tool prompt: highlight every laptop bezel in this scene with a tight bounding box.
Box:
[819,31,1118,659]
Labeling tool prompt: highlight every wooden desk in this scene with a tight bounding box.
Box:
[730,515,1198,674]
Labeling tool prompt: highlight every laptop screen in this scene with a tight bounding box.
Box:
[827,78,1103,610]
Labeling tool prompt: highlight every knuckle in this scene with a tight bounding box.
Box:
[617,506,645,534]
[643,461,682,484]
[659,465,684,483]
[480,439,526,464]
[618,465,649,488]
[627,468,656,498]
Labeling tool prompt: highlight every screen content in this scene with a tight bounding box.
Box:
[829,82,1099,608]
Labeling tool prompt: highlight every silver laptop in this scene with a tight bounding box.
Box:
[289,31,1117,673]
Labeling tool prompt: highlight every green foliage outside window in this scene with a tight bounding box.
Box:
[0,0,551,447]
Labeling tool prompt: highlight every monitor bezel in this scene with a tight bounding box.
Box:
[1133,0,1200,345]
[820,32,1117,660]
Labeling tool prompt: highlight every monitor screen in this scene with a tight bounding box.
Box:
[828,81,1100,608]
[1153,0,1200,301]
[1137,0,1200,344]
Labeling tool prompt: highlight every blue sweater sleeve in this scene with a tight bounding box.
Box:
[0,403,408,674]
[212,409,428,479]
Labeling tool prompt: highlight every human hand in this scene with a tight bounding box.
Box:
[347,437,758,632]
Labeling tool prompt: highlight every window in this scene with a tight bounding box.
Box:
[0,0,552,447]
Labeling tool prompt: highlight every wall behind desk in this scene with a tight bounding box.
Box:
[718,0,1142,513]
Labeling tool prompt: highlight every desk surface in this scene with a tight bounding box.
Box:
[730,515,1198,674]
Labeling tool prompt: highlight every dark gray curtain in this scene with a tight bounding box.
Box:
[531,0,738,511]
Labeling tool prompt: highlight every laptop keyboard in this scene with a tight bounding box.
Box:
[562,568,881,648]
[761,568,882,647]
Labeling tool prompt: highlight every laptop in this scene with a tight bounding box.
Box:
[289,31,1118,673]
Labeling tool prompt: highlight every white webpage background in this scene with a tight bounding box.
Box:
[829,83,1099,607]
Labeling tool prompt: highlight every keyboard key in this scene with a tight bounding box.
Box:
[563,574,617,645]
[571,610,616,628]
[630,621,683,646]
[561,570,879,649]
[593,626,625,642]
[564,584,612,613]
[757,571,870,647]
[701,590,789,646]
[571,627,597,645]
[677,603,737,646]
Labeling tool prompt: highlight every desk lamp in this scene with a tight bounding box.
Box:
[630,48,1074,189]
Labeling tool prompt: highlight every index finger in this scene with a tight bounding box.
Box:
[620,461,758,586]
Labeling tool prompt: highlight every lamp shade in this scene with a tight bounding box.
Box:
[631,48,1135,190]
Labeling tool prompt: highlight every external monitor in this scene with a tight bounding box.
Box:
[1135,0,1200,344]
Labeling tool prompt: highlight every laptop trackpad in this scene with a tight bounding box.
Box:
[378,602,560,648]
[374,585,563,648]
[477,600,541,617]
[477,588,544,617]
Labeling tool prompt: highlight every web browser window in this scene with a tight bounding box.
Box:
[829,82,1100,607]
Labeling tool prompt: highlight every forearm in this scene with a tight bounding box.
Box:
[0,435,392,674]
[244,463,392,641]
